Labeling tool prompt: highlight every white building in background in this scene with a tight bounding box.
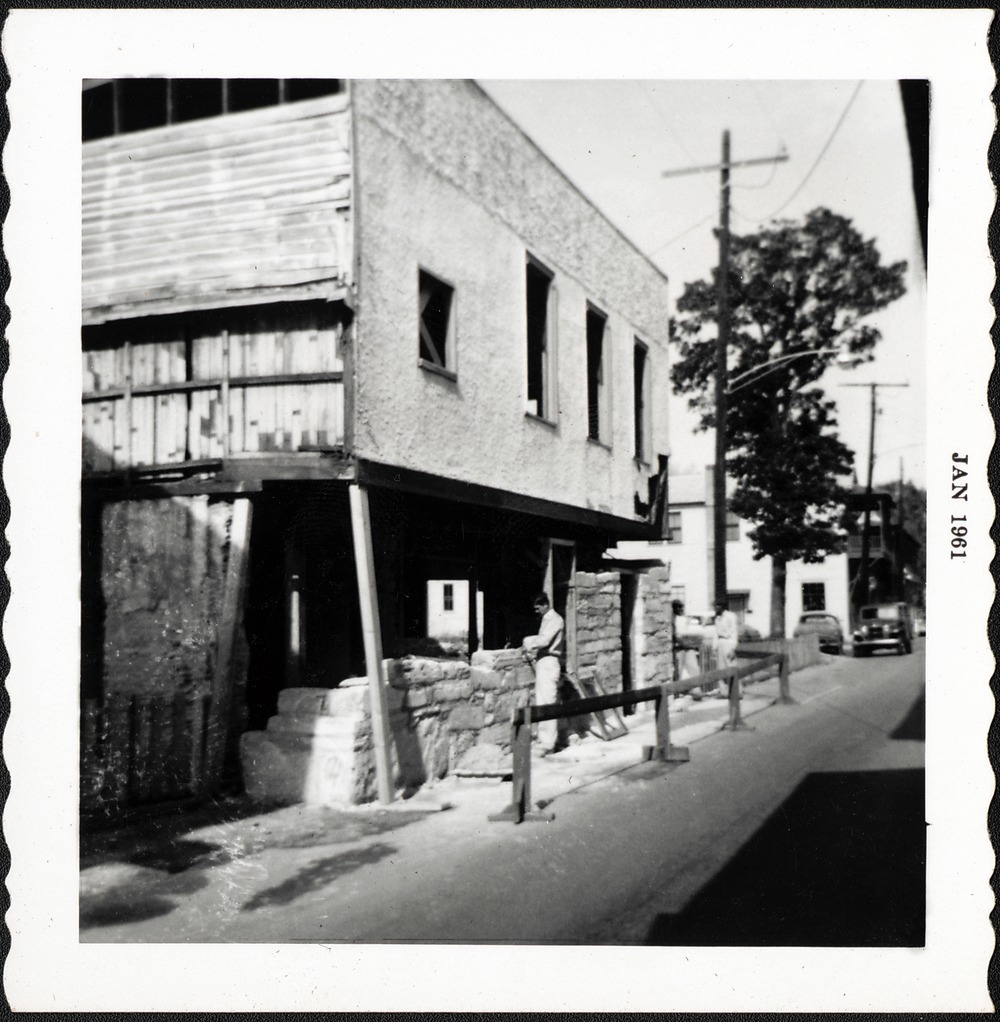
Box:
[662,469,850,636]
[426,580,484,643]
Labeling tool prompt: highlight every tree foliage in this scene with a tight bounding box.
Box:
[671,208,908,623]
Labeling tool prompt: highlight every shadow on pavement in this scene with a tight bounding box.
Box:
[891,687,925,741]
[645,767,925,946]
[80,865,211,929]
[242,841,398,911]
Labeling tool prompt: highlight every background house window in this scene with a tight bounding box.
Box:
[802,582,826,611]
[726,510,740,542]
[83,78,344,142]
[443,583,454,612]
[418,269,456,375]
[668,510,683,544]
[586,305,609,442]
[633,338,651,462]
[526,256,557,420]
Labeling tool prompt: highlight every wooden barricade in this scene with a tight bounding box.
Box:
[489,651,787,824]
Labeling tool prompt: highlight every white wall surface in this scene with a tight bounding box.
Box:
[351,80,671,521]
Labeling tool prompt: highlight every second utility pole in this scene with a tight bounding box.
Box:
[663,132,787,608]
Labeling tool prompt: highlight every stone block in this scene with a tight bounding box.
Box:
[446,704,486,731]
[240,729,371,807]
[434,680,473,703]
[469,666,504,691]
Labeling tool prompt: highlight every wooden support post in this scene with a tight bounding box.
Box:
[203,496,253,791]
[489,707,554,824]
[643,683,690,763]
[722,667,754,731]
[778,652,794,704]
[285,533,304,688]
[349,483,394,805]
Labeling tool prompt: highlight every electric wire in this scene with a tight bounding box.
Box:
[635,80,699,166]
[733,80,864,225]
[648,212,716,257]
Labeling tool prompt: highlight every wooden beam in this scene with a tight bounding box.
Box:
[355,458,656,541]
[203,497,253,792]
[349,483,394,805]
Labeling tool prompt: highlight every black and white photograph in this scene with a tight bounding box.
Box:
[3,7,994,1013]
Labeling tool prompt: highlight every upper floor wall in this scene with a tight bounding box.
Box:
[83,90,353,325]
[350,80,671,522]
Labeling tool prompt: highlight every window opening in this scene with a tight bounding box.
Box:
[586,305,608,442]
[443,583,454,612]
[802,582,826,612]
[526,257,555,419]
[726,510,740,542]
[633,339,650,461]
[82,78,344,142]
[667,510,683,544]
[418,269,456,374]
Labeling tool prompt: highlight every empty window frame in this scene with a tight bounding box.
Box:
[82,78,344,142]
[726,510,740,543]
[802,582,826,612]
[525,256,558,420]
[443,583,454,612]
[667,510,683,544]
[418,269,457,377]
[633,338,651,462]
[586,304,610,443]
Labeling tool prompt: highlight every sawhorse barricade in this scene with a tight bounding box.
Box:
[488,651,788,824]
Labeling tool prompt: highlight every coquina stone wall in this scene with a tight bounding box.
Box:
[574,571,622,691]
[636,565,674,688]
[242,648,537,806]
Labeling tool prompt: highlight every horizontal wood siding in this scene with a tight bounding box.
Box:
[83,307,347,472]
[82,94,353,323]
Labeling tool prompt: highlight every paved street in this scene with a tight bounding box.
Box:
[80,645,924,945]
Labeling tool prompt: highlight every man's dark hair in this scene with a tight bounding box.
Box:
[533,592,550,607]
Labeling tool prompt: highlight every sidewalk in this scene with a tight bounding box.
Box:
[80,675,781,881]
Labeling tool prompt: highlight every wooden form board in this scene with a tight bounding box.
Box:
[83,95,353,323]
[83,311,347,473]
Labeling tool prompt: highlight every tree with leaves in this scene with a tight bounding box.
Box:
[671,207,908,636]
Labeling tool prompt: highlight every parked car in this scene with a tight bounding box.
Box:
[793,612,844,655]
[852,602,913,656]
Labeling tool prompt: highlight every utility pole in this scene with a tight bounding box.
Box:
[663,135,788,608]
[841,382,908,618]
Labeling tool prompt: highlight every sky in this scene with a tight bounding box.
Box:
[481,79,927,490]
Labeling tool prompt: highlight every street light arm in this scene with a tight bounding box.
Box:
[726,347,858,394]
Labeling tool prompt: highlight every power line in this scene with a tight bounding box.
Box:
[647,212,716,256]
[735,80,864,225]
[635,81,698,166]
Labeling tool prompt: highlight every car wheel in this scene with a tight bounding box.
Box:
[853,647,864,658]
[901,640,912,655]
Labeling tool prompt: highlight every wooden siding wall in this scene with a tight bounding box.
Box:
[83,307,346,472]
[82,93,353,324]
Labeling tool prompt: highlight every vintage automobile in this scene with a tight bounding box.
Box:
[852,602,914,656]
[792,611,845,655]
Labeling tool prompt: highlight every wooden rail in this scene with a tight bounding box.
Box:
[489,651,788,824]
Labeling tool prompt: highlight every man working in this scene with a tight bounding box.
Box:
[522,591,565,756]
[714,598,738,698]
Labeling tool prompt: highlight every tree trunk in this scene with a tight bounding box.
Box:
[770,556,788,637]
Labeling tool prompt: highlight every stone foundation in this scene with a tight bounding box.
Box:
[240,648,536,806]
